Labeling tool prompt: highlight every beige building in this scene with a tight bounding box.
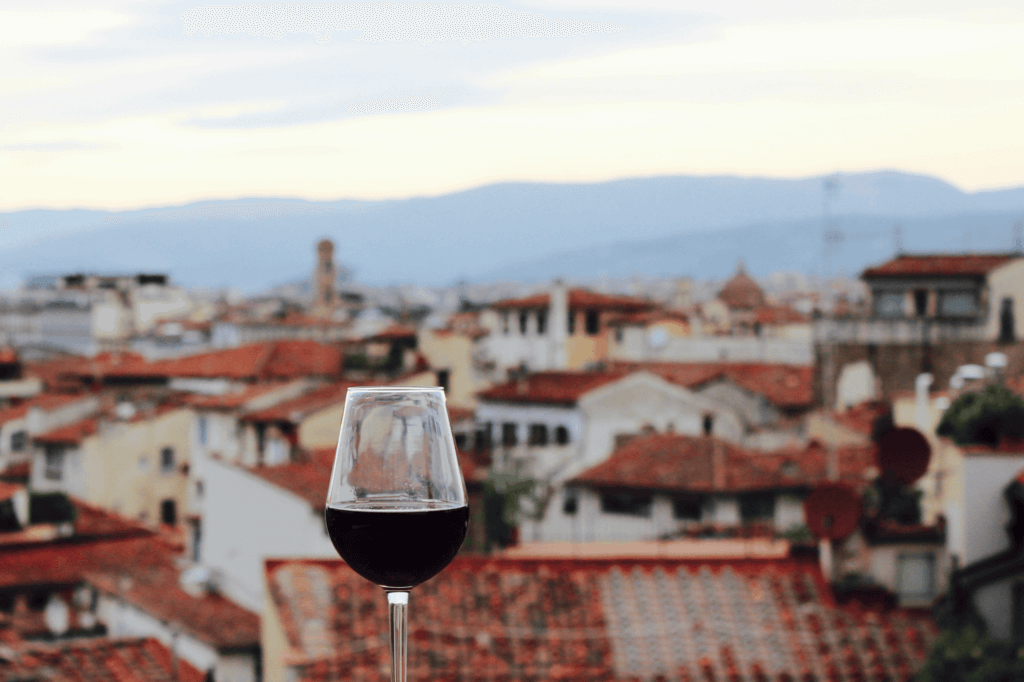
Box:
[29,404,192,528]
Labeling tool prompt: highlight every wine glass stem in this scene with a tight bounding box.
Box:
[387,591,409,682]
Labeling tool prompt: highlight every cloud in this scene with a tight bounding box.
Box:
[0,141,107,152]
[186,85,476,128]
[181,3,630,45]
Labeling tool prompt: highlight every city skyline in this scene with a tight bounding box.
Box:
[2,1,1024,211]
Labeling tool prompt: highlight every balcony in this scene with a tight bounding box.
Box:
[814,316,987,345]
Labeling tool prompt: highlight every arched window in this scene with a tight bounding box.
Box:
[554,426,570,445]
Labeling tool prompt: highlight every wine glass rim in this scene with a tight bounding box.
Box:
[346,386,445,392]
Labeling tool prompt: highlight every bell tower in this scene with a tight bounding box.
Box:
[314,238,337,316]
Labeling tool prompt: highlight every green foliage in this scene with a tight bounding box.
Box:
[780,524,812,543]
[937,384,1024,447]
[917,625,1024,682]
[481,470,550,552]
[29,492,76,525]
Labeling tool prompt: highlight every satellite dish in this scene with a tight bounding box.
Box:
[647,328,668,349]
[877,427,931,485]
[803,482,861,540]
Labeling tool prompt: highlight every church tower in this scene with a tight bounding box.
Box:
[313,238,337,315]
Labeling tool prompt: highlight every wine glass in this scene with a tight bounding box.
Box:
[325,386,469,682]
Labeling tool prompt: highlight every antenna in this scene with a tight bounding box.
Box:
[893,224,904,255]
[822,174,843,277]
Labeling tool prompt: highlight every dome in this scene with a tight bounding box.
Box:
[717,261,766,311]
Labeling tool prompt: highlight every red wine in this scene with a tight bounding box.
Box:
[325,502,469,589]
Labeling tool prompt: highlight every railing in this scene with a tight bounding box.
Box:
[814,317,988,344]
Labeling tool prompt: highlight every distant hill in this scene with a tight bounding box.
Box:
[1,171,1022,291]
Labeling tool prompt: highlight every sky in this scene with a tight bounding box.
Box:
[2,0,1024,211]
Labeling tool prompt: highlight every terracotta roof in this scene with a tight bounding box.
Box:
[0,393,90,426]
[366,324,418,341]
[142,341,343,381]
[247,449,334,509]
[86,566,260,652]
[0,482,24,501]
[718,265,766,311]
[266,556,936,682]
[492,289,653,312]
[178,383,283,410]
[33,417,99,445]
[0,461,29,483]
[753,304,810,325]
[832,401,892,436]
[606,310,689,327]
[862,253,1020,278]
[478,370,630,405]
[571,434,874,495]
[0,637,204,682]
[447,406,475,423]
[610,361,815,409]
[0,347,17,364]
[242,382,356,423]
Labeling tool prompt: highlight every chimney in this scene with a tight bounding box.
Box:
[548,279,568,369]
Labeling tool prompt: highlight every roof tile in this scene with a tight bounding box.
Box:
[862,253,1020,278]
[266,556,936,682]
[0,637,204,682]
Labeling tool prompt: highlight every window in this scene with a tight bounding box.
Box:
[10,430,26,452]
[567,311,576,335]
[197,416,208,445]
[454,433,467,449]
[1001,297,1016,343]
[563,489,578,515]
[160,499,177,526]
[600,492,652,517]
[585,309,600,335]
[44,447,65,481]
[436,369,450,393]
[939,291,978,317]
[740,493,775,522]
[536,310,547,335]
[874,292,904,318]
[481,423,493,450]
[501,423,518,447]
[702,414,714,436]
[160,447,175,473]
[501,312,510,335]
[913,289,928,317]
[554,426,570,445]
[896,553,935,601]
[519,311,528,335]
[615,327,623,344]
[195,480,204,498]
[672,498,702,521]
[528,424,548,446]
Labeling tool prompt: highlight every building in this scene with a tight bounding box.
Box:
[262,555,937,682]
[0,393,99,473]
[28,401,192,529]
[477,283,655,376]
[197,449,339,611]
[817,253,1024,405]
[540,433,873,543]
[476,369,745,485]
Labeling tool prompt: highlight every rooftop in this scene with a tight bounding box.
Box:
[862,253,1021,279]
[32,417,99,446]
[0,637,204,682]
[718,263,767,311]
[491,288,654,312]
[85,565,260,652]
[571,433,874,495]
[610,361,815,409]
[478,370,630,405]
[266,556,936,682]
[242,382,356,423]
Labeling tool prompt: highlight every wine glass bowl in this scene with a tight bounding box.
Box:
[324,387,469,682]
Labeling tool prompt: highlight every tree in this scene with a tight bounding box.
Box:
[937,384,1024,448]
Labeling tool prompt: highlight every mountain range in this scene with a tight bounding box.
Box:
[2,171,1023,292]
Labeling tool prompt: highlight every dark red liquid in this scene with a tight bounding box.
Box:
[325,503,469,589]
